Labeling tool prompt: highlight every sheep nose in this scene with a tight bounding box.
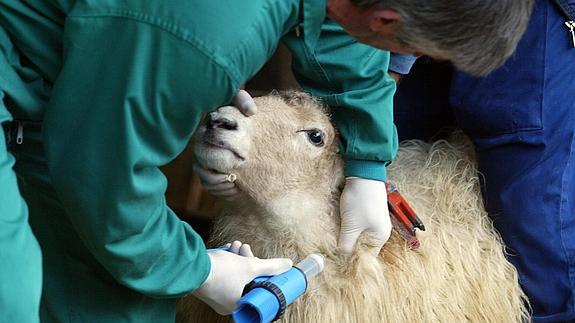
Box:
[206,113,238,131]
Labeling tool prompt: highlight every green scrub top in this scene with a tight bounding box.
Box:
[0,0,397,321]
[0,23,43,323]
[0,121,42,323]
[0,89,42,323]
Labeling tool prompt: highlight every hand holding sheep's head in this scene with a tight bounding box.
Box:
[193,91,344,204]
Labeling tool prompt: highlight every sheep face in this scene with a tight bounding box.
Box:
[194,92,344,211]
[194,105,252,173]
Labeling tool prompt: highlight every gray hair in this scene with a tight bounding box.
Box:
[352,0,534,76]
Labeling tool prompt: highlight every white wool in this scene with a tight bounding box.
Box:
[177,91,529,323]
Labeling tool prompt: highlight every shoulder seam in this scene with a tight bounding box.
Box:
[68,10,241,86]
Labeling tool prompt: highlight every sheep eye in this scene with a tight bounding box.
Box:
[306,129,324,147]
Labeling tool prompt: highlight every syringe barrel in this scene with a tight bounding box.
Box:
[294,253,324,280]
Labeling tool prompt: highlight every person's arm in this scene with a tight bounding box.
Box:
[282,20,395,255]
[283,20,397,181]
[43,16,237,297]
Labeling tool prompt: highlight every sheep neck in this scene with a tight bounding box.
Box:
[210,189,341,261]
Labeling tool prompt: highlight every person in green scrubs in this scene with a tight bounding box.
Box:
[0,25,44,323]
[0,0,532,321]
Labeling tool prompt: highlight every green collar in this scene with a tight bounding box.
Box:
[301,0,327,49]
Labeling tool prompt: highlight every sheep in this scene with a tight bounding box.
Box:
[177,91,530,323]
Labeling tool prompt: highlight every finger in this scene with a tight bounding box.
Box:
[252,258,293,277]
[369,226,392,247]
[206,188,239,200]
[193,164,229,185]
[368,244,384,257]
[338,230,362,256]
[206,187,240,199]
[239,244,254,257]
[204,182,236,191]
[217,187,240,196]
[211,304,230,316]
[221,243,232,249]
[365,229,389,256]
[221,194,239,202]
[229,240,243,254]
[370,238,387,257]
[233,89,257,116]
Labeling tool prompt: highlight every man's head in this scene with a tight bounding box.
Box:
[327,0,534,76]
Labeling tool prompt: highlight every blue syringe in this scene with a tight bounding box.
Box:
[232,253,325,323]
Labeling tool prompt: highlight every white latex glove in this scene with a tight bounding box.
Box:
[338,177,392,256]
[193,241,292,315]
[193,163,239,201]
[220,241,255,257]
[194,90,256,199]
[233,89,258,116]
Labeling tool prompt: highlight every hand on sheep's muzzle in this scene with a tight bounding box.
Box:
[338,177,392,256]
[193,243,293,315]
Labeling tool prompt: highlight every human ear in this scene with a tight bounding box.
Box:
[369,8,401,32]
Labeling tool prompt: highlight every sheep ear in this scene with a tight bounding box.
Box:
[278,90,320,107]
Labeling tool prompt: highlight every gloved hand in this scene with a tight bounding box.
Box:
[193,241,292,315]
[193,163,239,201]
[194,89,256,199]
[220,240,255,257]
[338,177,392,256]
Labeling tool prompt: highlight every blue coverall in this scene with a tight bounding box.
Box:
[394,0,575,321]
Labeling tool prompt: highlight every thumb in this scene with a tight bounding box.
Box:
[251,258,293,277]
[338,230,362,256]
[233,89,257,116]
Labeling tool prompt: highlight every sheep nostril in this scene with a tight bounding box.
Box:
[220,119,238,130]
[206,114,238,131]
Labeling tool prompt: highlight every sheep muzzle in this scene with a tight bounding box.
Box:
[193,105,252,173]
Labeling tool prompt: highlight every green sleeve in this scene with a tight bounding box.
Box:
[282,20,398,181]
[43,16,237,297]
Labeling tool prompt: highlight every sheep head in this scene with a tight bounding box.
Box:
[194,91,344,227]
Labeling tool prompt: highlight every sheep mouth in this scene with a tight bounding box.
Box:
[202,138,246,162]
